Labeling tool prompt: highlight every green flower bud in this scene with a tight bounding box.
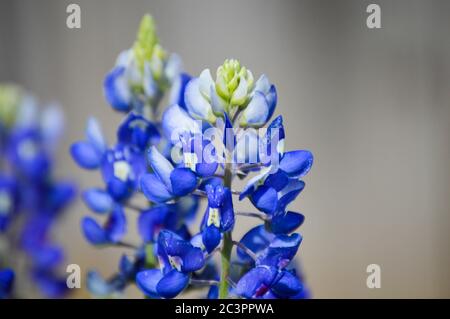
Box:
[215,59,254,111]
[0,84,21,128]
[132,14,160,74]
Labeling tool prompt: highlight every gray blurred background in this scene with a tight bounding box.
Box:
[1,0,450,298]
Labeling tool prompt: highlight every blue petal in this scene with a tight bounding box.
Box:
[264,170,289,192]
[207,285,219,299]
[179,245,205,272]
[279,150,313,178]
[170,168,197,197]
[257,233,302,269]
[220,188,235,232]
[104,66,131,112]
[106,177,131,201]
[278,180,305,211]
[86,117,107,155]
[82,188,114,214]
[202,225,221,253]
[147,146,174,191]
[235,266,277,299]
[0,268,14,297]
[238,225,274,263]
[156,269,189,299]
[272,270,303,298]
[70,141,103,169]
[270,211,305,234]
[266,85,277,121]
[136,269,163,298]
[140,173,173,203]
[251,186,278,214]
[81,217,108,245]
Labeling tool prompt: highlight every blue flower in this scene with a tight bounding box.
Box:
[200,184,235,253]
[140,146,198,203]
[117,112,160,151]
[71,117,107,170]
[0,269,14,299]
[235,266,303,299]
[179,133,218,177]
[136,230,205,298]
[101,145,146,201]
[235,233,303,299]
[7,128,51,180]
[81,205,126,245]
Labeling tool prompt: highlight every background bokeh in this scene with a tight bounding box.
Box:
[1,0,449,298]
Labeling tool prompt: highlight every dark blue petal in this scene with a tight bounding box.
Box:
[180,245,205,272]
[270,211,305,234]
[251,186,278,214]
[0,268,14,297]
[235,266,277,299]
[278,180,305,211]
[257,233,302,269]
[264,170,289,192]
[82,188,114,214]
[136,269,163,298]
[140,173,173,203]
[207,285,219,299]
[271,270,303,298]
[266,85,278,121]
[104,66,131,112]
[70,141,103,169]
[81,217,108,245]
[106,177,131,201]
[237,225,274,263]
[220,188,234,232]
[156,269,189,299]
[170,168,197,197]
[279,150,313,178]
[202,225,221,253]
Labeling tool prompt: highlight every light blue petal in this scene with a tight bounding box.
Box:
[161,104,201,143]
[86,117,107,155]
[70,141,103,169]
[82,188,114,214]
[147,146,174,191]
[140,173,173,203]
[240,91,270,127]
[185,78,214,121]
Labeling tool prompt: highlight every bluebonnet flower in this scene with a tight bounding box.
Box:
[200,184,234,253]
[136,230,205,298]
[76,14,314,300]
[0,84,75,298]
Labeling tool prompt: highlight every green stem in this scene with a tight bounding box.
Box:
[219,164,233,299]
